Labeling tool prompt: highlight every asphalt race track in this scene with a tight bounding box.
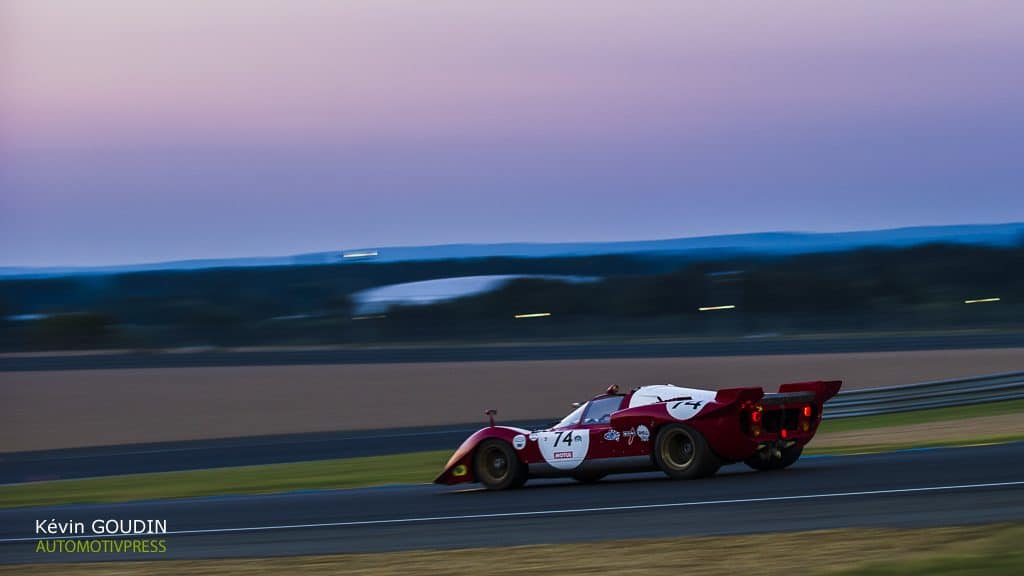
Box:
[2,442,1023,564]
[3,332,1024,372]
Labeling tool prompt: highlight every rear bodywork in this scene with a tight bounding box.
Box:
[434,380,841,485]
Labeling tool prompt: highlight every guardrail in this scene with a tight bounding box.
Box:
[823,370,1024,419]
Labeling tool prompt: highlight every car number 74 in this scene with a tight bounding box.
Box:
[554,430,575,446]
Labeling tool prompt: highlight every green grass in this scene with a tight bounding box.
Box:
[0,450,451,509]
[804,433,1024,455]
[819,398,1024,433]
[3,398,1023,509]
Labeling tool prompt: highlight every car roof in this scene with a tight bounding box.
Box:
[626,384,717,408]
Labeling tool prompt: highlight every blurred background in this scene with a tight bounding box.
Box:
[1,233,1023,352]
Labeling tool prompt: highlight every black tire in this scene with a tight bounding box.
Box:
[745,444,803,471]
[572,472,606,484]
[474,439,528,490]
[653,424,720,480]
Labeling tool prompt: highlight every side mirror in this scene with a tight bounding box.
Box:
[606,384,620,395]
[485,409,497,427]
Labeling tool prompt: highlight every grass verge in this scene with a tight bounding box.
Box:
[818,398,1024,433]
[1,524,1021,575]
[0,450,451,509]
[804,433,1024,455]
[3,398,1023,509]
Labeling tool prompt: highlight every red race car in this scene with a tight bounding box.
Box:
[435,380,841,490]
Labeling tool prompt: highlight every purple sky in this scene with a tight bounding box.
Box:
[2,1,1023,266]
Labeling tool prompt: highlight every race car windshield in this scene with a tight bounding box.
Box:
[555,403,586,428]
[582,395,623,424]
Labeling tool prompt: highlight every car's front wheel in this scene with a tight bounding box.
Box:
[653,424,720,480]
[474,439,528,490]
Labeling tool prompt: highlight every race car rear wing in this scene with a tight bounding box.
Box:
[776,380,843,404]
[714,380,842,407]
[760,391,816,406]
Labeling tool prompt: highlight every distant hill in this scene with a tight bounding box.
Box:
[2,223,1021,278]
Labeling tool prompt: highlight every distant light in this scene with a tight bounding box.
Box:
[6,313,47,322]
[352,314,387,320]
[963,297,1001,304]
[342,251,379,259]
[698,305,736,312]
[271,314,311,321]
[514,312,552,319]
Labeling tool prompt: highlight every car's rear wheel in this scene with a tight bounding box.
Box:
[745,444,803,471]
[474,439,527,490]
[653,424,720,480]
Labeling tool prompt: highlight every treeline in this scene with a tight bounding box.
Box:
[0,254,688,350]
[0,244,1021,350]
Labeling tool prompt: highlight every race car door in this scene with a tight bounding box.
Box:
[577,395,627,459]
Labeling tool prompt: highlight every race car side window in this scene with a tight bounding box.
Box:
[582,395,624,424]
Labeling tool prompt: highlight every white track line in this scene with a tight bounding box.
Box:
[3,480,1022,543]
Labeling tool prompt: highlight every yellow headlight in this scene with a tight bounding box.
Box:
[452,464,468,477]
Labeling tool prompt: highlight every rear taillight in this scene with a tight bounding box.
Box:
[799,405,812,431]
[748,406,763,436]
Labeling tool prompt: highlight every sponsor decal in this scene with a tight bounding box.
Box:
[554,451,573,459]
[622,429,637,445]
[603,429,621,441]
[528,432,539,441]
[617,426,651,445]
[512,434,527,450]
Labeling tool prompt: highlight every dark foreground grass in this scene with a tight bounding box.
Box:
[830,524,1024,575]
[2,524,1021,575]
